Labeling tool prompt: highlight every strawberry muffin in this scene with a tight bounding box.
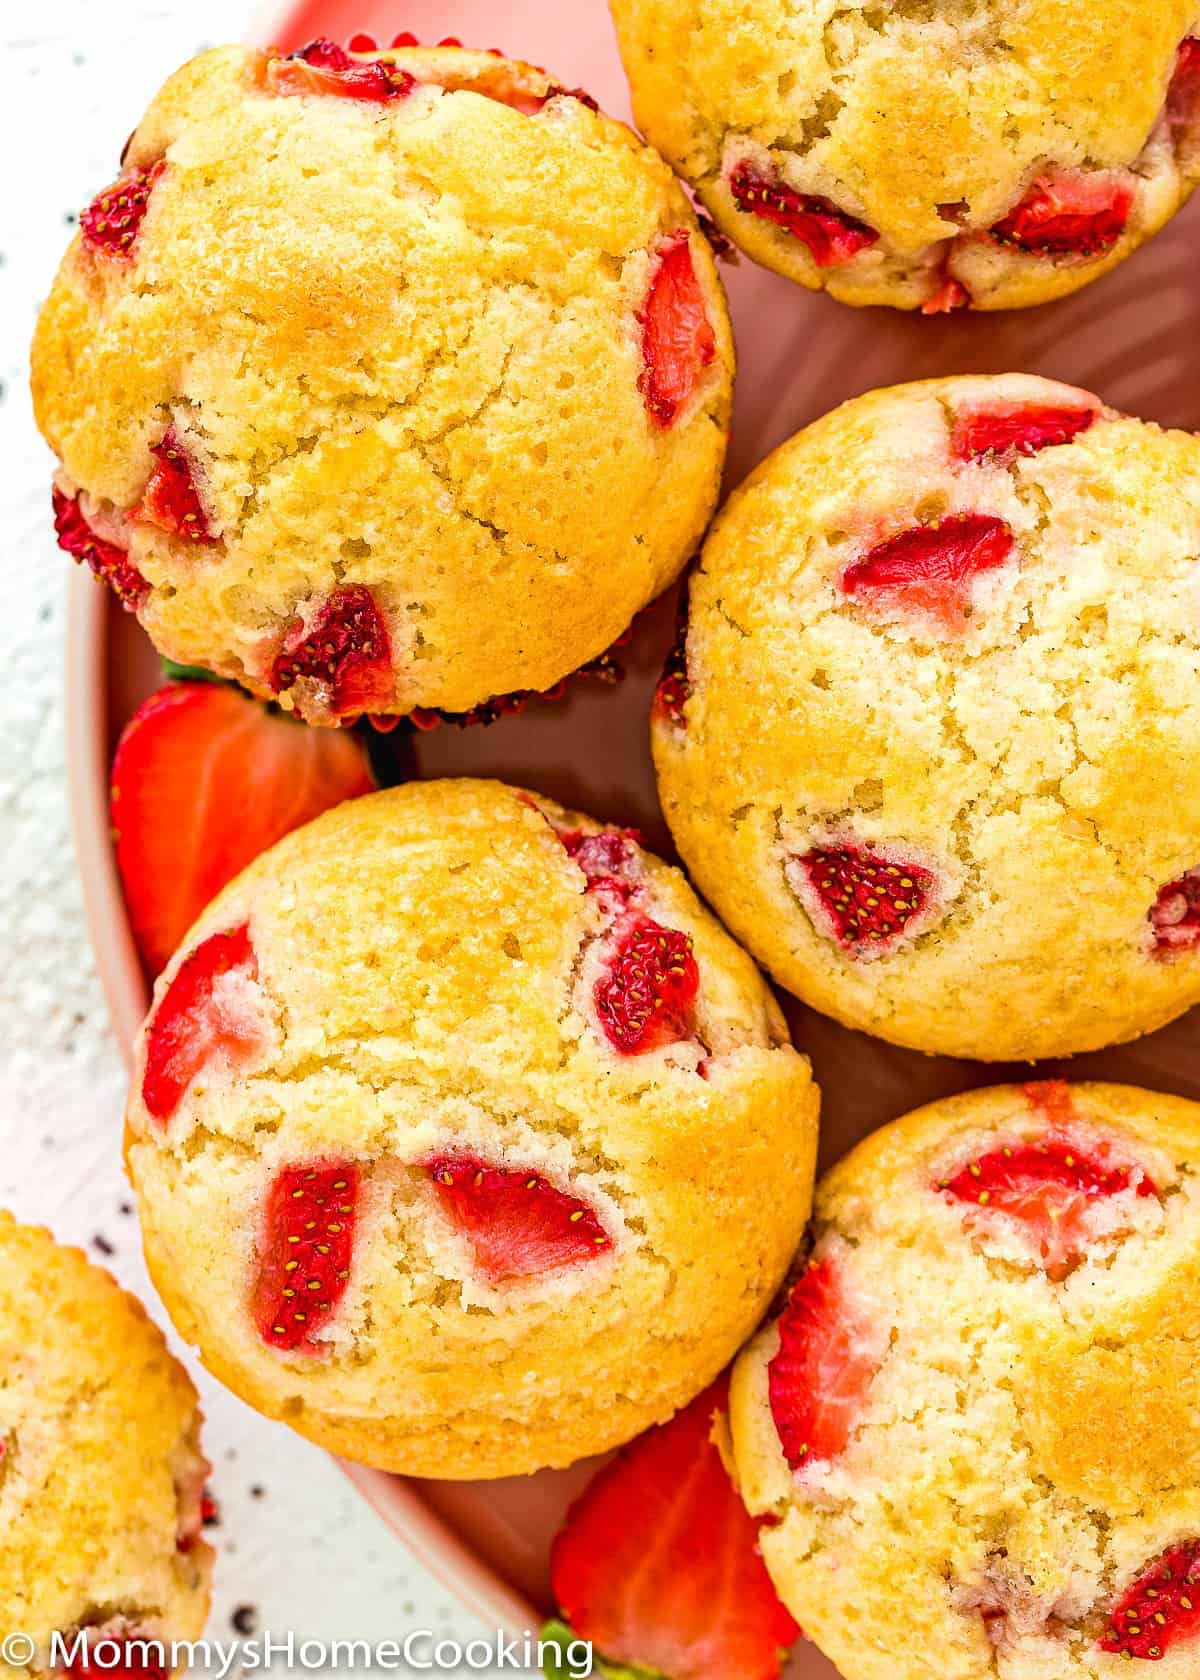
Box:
[653,373,1200,1061]
[124,778,818,1477]
[0,1213,212,1672]
[731,1080,1200,1680]
[30,39,733,725]
[611,0,1200,310]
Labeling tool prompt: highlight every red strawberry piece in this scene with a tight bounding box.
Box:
[551,1378,800,1680]
[559,826,643,891]
[391,31,419,46]
[990,170,1134,256]
[840,513,1015,627]
[267,38,417,102]
[52,486,148,610]
[940,1130,1156,1280]
[728,159,879,266]
[134,428,217,544]
[653,613,691,729]
[65,1627,168,1680]
[251,1162,360,1352]
[1150,867,1200,955]
[1022,1078,1078,1128]
[112,681,374,975]
[952,399,1098,462]
[595,916,700,1054]
[796,844,935,954]
[768,1257,883,1471]
[424,1154,611,1281]
[271,584,393,719]
[141,923,265,1122]
[1101,1541,1200,1661]
[922,275,971,314]
[1168,39,1200,144]
[80,160,165,260]
[347,32,377,50]
[637,232,716,428]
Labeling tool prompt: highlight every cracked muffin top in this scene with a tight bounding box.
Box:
[652,373,1200,1061]
[0,1213,211,1676]
[610,0,1200,311]
[30,39,733,725]
[731,1081,1200,1680]
[124,778,818,1478]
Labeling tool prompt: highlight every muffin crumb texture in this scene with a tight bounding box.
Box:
[653,373,1200,1060]
[611,0,1200,308]
[125,779,818,1478]
[0,1214,211,1675]
[731,1081,1200,1679]
[31,41,733,722]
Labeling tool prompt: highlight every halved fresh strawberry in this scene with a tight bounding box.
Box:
[1168,39,1200,146]
[112,681,374,974]
[793,844,935,955]
[52,486,148,610]
[251,1162,360,1352]
[940,1127,1156,1280]
[1149,866,1200,955]
[141,924,265,1122]
[728,160,878,266]
[840,514,1015,625]
[265,38,417,101]
[594,916,699,1054]
[134,429,217,543]
[550,1378,800,1680]
[271,585,393,719]
[951,400,1098,462]
[79,160,165,260]
[424,1154,610,1281]
[637,233,716,428]
[1100,1541,1200,1660]
[768,1257,885,1471]
[990,170,1134,256]
[922,274,970,314]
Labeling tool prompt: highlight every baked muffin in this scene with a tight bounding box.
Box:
[124,778,818,1478]
[0,1214,211,1675]
[653,373,1200,1061]
[30,39,733,725]
[731,1080,1200,1680]
[610,0,1200,310]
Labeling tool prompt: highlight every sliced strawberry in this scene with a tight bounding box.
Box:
[1168,39,1200,146]
[1101,1541,1200,1661]
[922,275,970,314]
[80,160,165,260]
[840,513,1015,625]
[951,401,1098,462]
[637,233,716,428]
[134,428,217,544]
[52,485,148,610]
[141,923,265,1122]
[940,1130,1156,1280]
[1149,866,1200,955]
[112,681,374,974]
[594,916,699,1054]
[728,160,878,266]
[559,826,643,895]
[251,1162,359,1352]
[794,844,935,955]
[424,1154,610,1281]
[271,585,393,719]
[551,1378,800,1680]
[768,1258,883,1471]
[266,38,417,101]
[990,170,1134,256]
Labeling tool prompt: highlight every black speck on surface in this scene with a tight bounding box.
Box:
[92,1234,114,1256]
[119,1200,133,1216]
[64,212,76,226]
[231,1606,257,1636]
[249,1483,265,1499]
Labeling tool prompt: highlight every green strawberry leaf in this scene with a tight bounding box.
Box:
[161,657,223,685]
[540,1621,665,1680]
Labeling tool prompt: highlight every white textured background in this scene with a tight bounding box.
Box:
[0,5,526,1671]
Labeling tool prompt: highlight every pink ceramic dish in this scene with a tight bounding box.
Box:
[65,1,1200,1673]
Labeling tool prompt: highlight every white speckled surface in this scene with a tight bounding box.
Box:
[0,6,526,1667]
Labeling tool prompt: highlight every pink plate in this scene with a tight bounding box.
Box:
[66,0,1200,1673]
